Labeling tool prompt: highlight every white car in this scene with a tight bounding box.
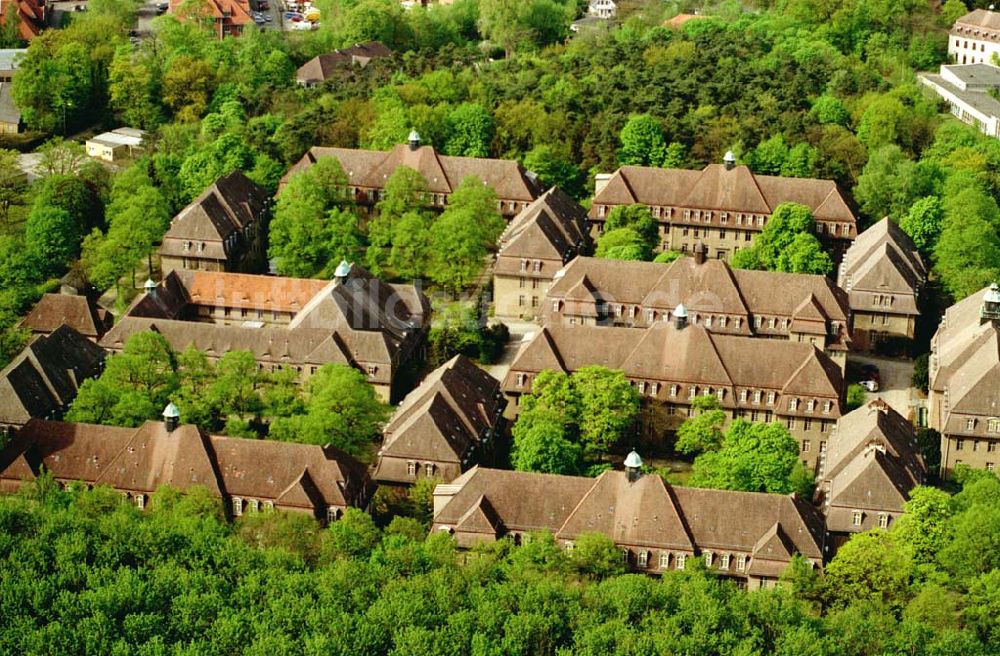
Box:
[860,379,879,393]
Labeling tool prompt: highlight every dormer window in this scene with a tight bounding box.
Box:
[753,390,761,404]
[719,316,727,328]
[967,418,976,431]
[425,463,435,476]
[638,381,646,394]
[676,554,686,570]
[621,548,629,563]
[638,550,649,568]
[754,316,762,329]
[233,497,243,516]
[367,365,377,376]
[716,389,724,401]
[878,513,889,529]
[767,392,775,405]
[736,554,746,571]
[704,551,713,567]
[553,301,560,313]
[135,494,145,510]
[768,317,775,330]
[852,511,863,527]
[646,309,654,322]
[823,401,832,414]
[659,552,669,568]
[720,553,730,569]
[670,385,678,397]
[790,398,799,411]
[806,400,815,412]
[520,259,527,271]
[533,260,541,273]
[516,373,526,388]
[988,418,1000,433]
[407,461,416,476]
[249,499,259,512]
[650,383,659,396]
[689,386,697,399]
[740,389,748,403]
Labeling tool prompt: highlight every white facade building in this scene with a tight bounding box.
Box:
[920,64,1000,138]
[587,0,615,19]
[949,8,1000,65]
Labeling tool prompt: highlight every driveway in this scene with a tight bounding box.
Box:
[848,354,917,420]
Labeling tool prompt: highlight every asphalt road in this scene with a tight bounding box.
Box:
[848,354,917,421]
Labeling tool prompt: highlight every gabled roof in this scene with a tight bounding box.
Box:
[160,171,269,261]
[19,294,111,340]
[0,326,105,427]
[295,41,392,82]
[507,322,843,405]
[0,418,372,511]
[433,468,825,567]
[823,400,925,488]
[556,471,694,550]
[282,145,540,202]
[837,218,925,316]
[495,187,590,269]
[827,449,913,513]
[592,163,856,226]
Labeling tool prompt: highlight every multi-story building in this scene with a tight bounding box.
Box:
[282,132,541,219]
[589,153,857,261]
[493,187,591,319]
[948,8,1000,65]
[929,284,1000,476]
[919,64,1000,139]
[587,0,616,19]
[374,355,505,485]
[432,457,826,589]
[504,318,844,470]
[0,411,373,522]
[542,249,851,370]
[0,326,106,433]
[837,218,925,352]
[818,400,926,555]
[168,0,252,39]
[99,264,429,402]
[19,294,113,342]
[159,171,271,274]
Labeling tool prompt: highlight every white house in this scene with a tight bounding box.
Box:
[920,64,1000,138]
[85,128,146,162]
[950,7,1000,65]
[587,0,615,19]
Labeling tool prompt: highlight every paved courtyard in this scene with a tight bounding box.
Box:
[847,354,918,421]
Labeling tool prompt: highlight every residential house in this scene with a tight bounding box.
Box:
[919,64,1000,138]
[296,41,392,87]
[374,355,505,485]
[432,457,826,589]
[542,249,851,370]
[19,294,113,341]
[818,399,926,555]
[168,0,252,39]
[837,218,925,352]
[85,128,146,162]
[282,132,541,219]
[0,0,45,42]
[0,49,25,82]
[0,412,374,521]
[929,284,1000,476]
[99,263,429,402]
[493,187,591,319]
[0,326,106,433]
[587,0,615,19]
[504,319,845,470]
[948,8,1000,65]
[589,153,858,261]
[0,81,19,133]
[159,170,271,274]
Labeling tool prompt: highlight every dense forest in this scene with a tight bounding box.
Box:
[1,470,999,655]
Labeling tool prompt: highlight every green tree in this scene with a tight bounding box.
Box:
[511,408,583,474]
[162,54,215,122]
[933,188,1000,299]
[268,364,388,458]
[570,532,626,579]
[323,506,382,560]
[688,420,808,495]
[730,203,831,275]
[24,206,78,272]
[108,45,164,130]
[825,530,914,611]
[388,211,432,280]
[619,114,667,167]
[428,207,488,293]
[444,103,494,158]
[573,366,640,455]
[810,94,850,126]
[595,227,650,261]
[523,145,586,198]
[603,204,658,253]
[478,0,531,56]
[367,166,430,275]
[894,486,952,568]
[0,149,25,224]
[899,196,943,254]
[675,395,726,454]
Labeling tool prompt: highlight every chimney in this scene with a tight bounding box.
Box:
[407,128,421,151]
[624,450,643,483]
[162,402,180,433]
[144,278,156,296]
[594,173,613,196]
[723,150,736,171]
[693,241,707,265]
[674,303,688,330]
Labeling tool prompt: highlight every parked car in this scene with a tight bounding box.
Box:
[156,1,169,12]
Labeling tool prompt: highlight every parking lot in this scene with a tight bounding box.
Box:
[135,0,284,36]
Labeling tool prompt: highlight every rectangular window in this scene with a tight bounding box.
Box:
[753,390,761,404]
[659,553,670,569]
[852,511,863,527]
[519,277,525,288]
[790,398,799,411]
[745,231,752,242]
[989,442,998,453]
[823,401,832,414]
[638,381,646,394]
[531,296,538,308]
[689,387,697,400]
[516,373,526,388]
[704,551,713,567]
[716,389,724,401]
[135,494,145,510]
[407,461,416,476]
[720,554,730,569]
[988,462,996,472]
[425,463,435,476]
[767,392,775,405]
[520,259,527,271]
[989,419,1000,433]
[878,513,889,529]
[967,418,976,431]
[755,316,762,329]
[650,383,659,396]
[518,295,525,307]
[676,554,686,570]
[807,400,815,412]
[736,554,746,572]
[804,418,813,431]
[638,551,648,568]
[719,229,726,240]
[957,439,964,451]
[233,497,243,516]
[801,440,811,453]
